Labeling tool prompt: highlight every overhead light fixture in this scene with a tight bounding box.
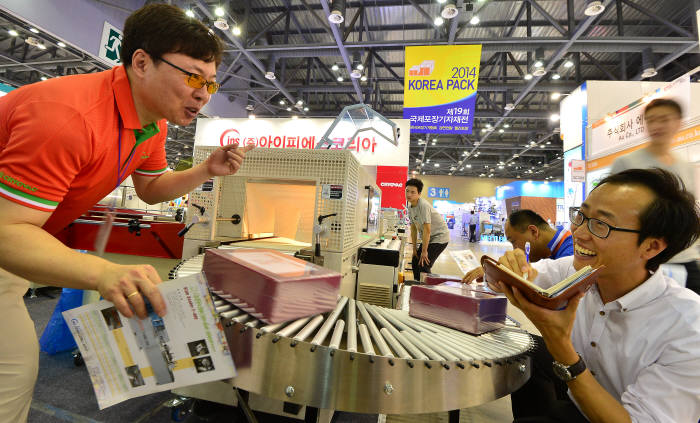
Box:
[546,141,551,145]
[286,107,292,112]
[29,27,39,34]
[329,0,346,24]
[485,123,492,129]
[245,104,255,111]
[279,100,286,105]
[563,60,574,68]
[8,29,18,36]
[469,15,480,25]
[540,144,545,148]
[360,75,367,82]
[265,56,277,80]
[551,73,561,80]
[214,6,225,17]
[265,71,276,80]
[641,48,657,79]
[351,69,362,79]
[303,107,309,112]
[584,0,606,16]
[296,99,304,106]
[437,0,447,3]
[185,9,195,18]
[232,26,242,36]
[466,164,472,168]
[532,68,547,77]
[503,123,510,128]
[442,4,459,19]
[40,76,47,81]
[337,76,344,82]
[331,64,339,71]
[434,163,440,167]
[37,43,47,50]
[214,18,229,30]
[550,113,560,122]
[513,153,519,158]
[498,129,504,133]
[504,103,515,111]
[524,73,533,80]
[533,60,543,68]
[248,113,256,120]
[57,41,66,47]
[434,16,445,26]
[356,63,364,71]
[551,92,561,100]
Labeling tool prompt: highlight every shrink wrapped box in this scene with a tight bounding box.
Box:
[422,273,463,285]
[203,249,340,324]
[409,283,507,334]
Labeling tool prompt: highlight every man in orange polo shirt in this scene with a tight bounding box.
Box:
[0,5,251,421]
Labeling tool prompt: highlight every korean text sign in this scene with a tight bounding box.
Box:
[403,45,482,135]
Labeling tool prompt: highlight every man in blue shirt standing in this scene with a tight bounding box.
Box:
[463,209,573,282]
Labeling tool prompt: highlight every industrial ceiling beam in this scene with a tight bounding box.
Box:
[319,0,363,102]
[525,0,567,36]
[473,0,615,153]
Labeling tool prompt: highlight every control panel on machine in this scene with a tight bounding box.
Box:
[356,233,404,308]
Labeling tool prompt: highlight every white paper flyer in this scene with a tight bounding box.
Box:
[62,273,236,409]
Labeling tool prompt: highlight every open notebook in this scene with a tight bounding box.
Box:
[481,255,602,309]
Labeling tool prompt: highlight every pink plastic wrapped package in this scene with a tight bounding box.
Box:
[203,249,340,324]
[409,283,507,334]
[422,273,463,285]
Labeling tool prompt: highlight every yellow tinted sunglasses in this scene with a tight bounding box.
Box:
[158,56,220,94]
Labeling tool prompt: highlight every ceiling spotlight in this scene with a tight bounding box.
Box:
[329,0,346,24]
[524,73,533,80]
[434,163,440,167]
[504,103,515,111]
[296,99,304,106]
[279,100,286,105]
[513,153,519,158]
[546,141,551,145]
[248,113,256,120]
[303,107,309,112]
[7,29,18,36]
[245,104,255,111]
[356,63,364,71]
[337,76,344,82]
[550,113,560,122]
[498,129,504,133]
[532,68,547,77]
[584,0,606,16]
[563,60,574,68]
[540,144,545,148]
[551,92,561,100]
[265,71,276,80]
[437,0,447,3]
[498,165,504,169]
[214,18,229,30]
[29,27,39,34]
[37,43,47,50]
[503,123,510,128]
[40,76,47,81]
[469,15,480,25]
[641,48,657,79]
[485,123,492,129]
[331,64,340,71]
[232,26,242,36]
[185,9,195,17]
[533,60,543,68]
[57,41,66,47]
[552,73,561,80]
[286,107,292,112]
[481,128,487,133]
[360,75,368,82]
[351,69,362,79]
[442,4,459,19]
[466,164,472,168]
[434,16,445,26]
[214,6,226,16]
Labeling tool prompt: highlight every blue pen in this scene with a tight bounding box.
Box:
[524,242,530,279]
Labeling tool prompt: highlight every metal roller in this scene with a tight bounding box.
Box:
[172,252,534,415]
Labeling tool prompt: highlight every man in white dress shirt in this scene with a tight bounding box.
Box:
[492,168,700,422]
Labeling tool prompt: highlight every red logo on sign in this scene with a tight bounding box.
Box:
[220,129,242,146]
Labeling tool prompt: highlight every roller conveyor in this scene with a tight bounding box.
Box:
[171,252,533,415]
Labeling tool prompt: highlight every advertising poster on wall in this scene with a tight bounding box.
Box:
[403,45,482,134]
[563,147,584,223]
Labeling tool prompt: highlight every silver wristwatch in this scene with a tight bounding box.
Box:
[552,354,586,382]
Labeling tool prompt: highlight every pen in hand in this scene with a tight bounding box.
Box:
[524,242,530,280]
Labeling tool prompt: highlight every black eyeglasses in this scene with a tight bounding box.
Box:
[569,207,641,239]
[157,56,220,94]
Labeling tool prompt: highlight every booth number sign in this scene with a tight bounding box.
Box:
[428,187,450,198]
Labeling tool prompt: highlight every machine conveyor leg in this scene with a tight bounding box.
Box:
[234,388,259,423]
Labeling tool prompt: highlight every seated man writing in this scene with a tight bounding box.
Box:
[492,168,700,422]
[462,209,573,283]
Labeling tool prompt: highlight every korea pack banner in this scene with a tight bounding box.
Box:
[403,45,482,134]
